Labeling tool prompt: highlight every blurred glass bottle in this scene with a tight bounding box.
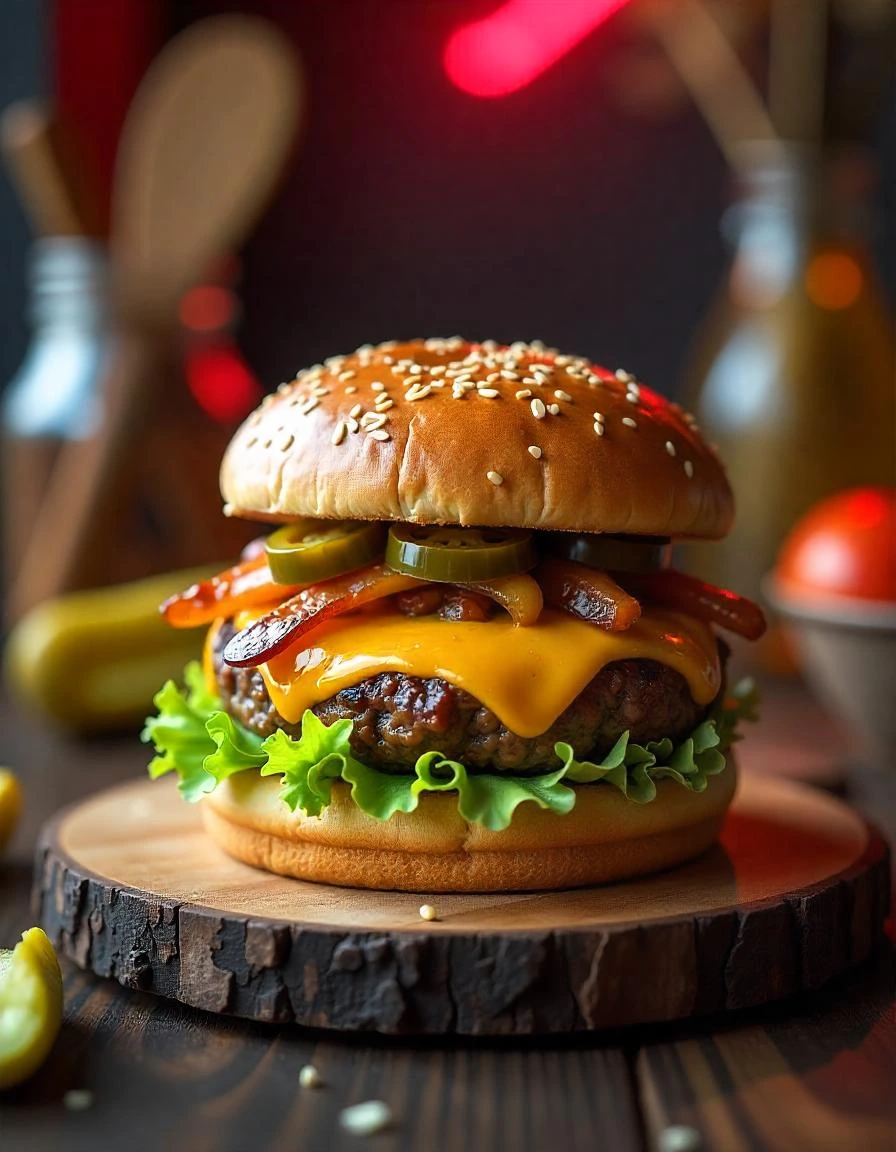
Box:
[680,143,895,667]
[1,238,109,610]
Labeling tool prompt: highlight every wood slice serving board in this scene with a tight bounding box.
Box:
[34,773,889,1036]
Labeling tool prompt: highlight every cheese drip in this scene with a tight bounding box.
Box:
[221,606,720,739]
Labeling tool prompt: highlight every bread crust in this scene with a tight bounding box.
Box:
[201,764,737,892]
[220,339,732,540]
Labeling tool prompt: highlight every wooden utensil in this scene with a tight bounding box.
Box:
[11,16,302,617]
[0,102,96,237]
[1,102,106,617]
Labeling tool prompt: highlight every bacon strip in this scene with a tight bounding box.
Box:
[222,563,421,667]
[161,555,302,628]
[537,559,641,631]
[621,569,767,640]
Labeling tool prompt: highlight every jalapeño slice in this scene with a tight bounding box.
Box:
[385,525,535,582]
[265,520,386,585]
[549,533,671,573]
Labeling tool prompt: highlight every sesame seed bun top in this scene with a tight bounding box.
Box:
[220,337,733,539]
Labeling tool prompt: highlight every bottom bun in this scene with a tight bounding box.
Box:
[201,762,737,892]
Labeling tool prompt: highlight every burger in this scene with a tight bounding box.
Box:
[143,337,764,892]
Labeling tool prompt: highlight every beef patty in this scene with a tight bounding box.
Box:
[211,621,717,774]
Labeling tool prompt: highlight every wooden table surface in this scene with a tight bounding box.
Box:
[1,682,894,1152]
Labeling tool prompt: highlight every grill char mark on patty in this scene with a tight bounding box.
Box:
[211,621,718,775]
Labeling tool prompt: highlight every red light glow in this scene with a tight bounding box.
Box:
[805,251,863,311]
[186,343,264,424]
[444,0,630,98]
[179,285,237,333]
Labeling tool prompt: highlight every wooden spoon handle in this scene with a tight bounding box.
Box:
[1,103,90,236]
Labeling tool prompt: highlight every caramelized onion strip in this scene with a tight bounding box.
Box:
[537,559,641,631]
[463,573,544,626]
[621,569,767,640]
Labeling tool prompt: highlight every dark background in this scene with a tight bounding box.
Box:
[1,0,894,401]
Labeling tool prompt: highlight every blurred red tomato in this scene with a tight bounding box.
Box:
[776,487,896,602]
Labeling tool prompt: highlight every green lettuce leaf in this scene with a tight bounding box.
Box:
[143,663,758,830]
[141,662,265,801]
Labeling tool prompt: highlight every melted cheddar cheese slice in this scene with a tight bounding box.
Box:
[219,605,720,739]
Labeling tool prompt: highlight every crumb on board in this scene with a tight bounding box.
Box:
[339,1100,393,1136]
[299,1064,322,1088]
[658,1125,703,1152]
[418,904,438,922]
[63,1090,94,1112]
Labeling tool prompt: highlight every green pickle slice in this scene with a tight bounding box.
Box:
[265,520,386,585]
[385,525,535,582]
[548,533,671,573]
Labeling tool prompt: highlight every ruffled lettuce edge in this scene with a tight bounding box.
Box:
[142,663,758,832]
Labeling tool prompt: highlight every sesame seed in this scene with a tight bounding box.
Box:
[486,470,504,485]
[344,384,357,394]
[403,374,423,387]
[312,386,329,397]
[332,421,347,445]
[515,389,532,399]
[346,417,359,433]
[406,384,432,401]
[64,1090,94,1112]
[527,445,542,459]
[485,372,500,383]
[684,460,694,478]
[626,392,639,404]
[500,369,519,380]
[299,1065,323,1088]
[615,369,633,382]
[349,403,362,419]
[376,398,394,411]
[593,411,605,422]
[339,1101,393,1137]
[299,398,319,415]
[531,398,546,419]
[368,428,390,441]
[419,903,438,921]
[478,388,500,398]
[371,380,386,392]
[338,370,356,382]
[362,412,388,429]
[593,422,605,437]
[381,355,394,365]
[391,364,406,375]
[430,365,447,376]
[554,389,572,402]
[622,417,637,428]
[665,441,676,457]
[548,403,560,415]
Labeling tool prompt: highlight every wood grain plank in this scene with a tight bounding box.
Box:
[636,944,896,1152]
